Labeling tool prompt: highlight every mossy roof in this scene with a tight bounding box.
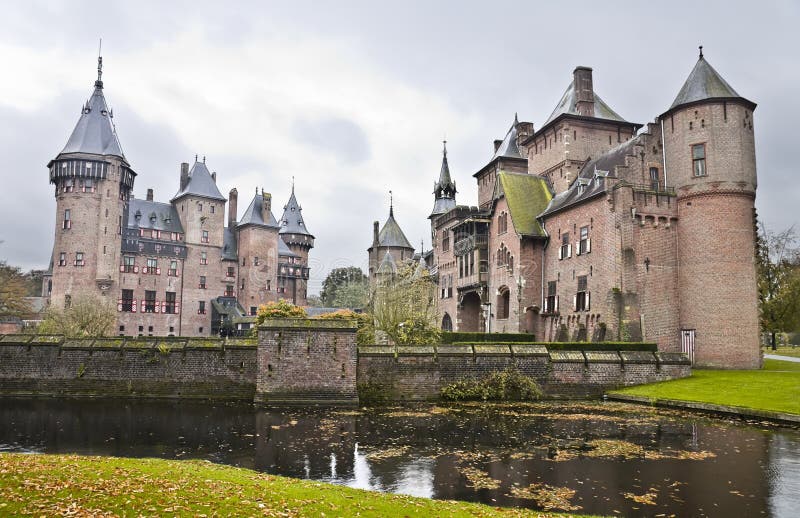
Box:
[495,172,552,237]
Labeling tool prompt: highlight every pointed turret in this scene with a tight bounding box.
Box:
[367,194,415,282]
[665,46,755,115]
[237,190,280,228]
[430,141,457,217]
[492,115,523,160]
[279,182,315,245]
[57,54,126,161]
[378,197,413,249]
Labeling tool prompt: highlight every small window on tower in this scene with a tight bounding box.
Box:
[200,251,207,265]
[59,252,67,266]
[692,144,706,177]
[202,230,209,243]
[63,209,71,229]
[74,252,85,267]
[649,167,660,190]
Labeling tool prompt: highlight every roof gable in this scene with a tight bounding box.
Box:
[378,209,414,249]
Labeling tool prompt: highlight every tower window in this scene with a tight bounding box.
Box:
[225,285,234,297]
[575,275,589,311]
[164,291,177,314]
[63,209,71,229]
[545,281,557,313]
[578,226,590,255]
[202,230,209,243]
[74,252,85,267]
[559,233,571,260]
[199,275,207,289]
[254,256,260,266]
[58,252,67,267]
[692,144,707,177]
[121,289,134,312]
[200,251,208,265]
[198,301,206,315]
[649,167,660,190]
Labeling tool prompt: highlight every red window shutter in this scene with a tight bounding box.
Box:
[154,303,160,314]
[156,267,161,275]
[119,265,125,272]
[586,292,591,311]
[134,266,139,273]
[573,294,577,312]
[586,238,591,253]
[132,301,137,313]
[117,301,122,312]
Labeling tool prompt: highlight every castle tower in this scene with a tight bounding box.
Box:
[429,141,457,218]
[367,196,414,282]
[663,48,759,368]
[47,54,136,308]
[278,183,314,305]
[236,189,280,310]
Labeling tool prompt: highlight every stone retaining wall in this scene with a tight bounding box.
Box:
[0,332,690,404]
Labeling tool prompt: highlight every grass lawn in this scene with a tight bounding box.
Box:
[610,359,800,415]
[0,453,591,517]
[763,346,800,358]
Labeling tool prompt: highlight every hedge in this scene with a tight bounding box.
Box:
[444,341,657,351]
[440,332,535,344]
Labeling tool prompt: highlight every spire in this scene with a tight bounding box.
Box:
[699,45,704,59]
[389,190,394,217]
[95,39,103,88]
[57,51,125,160]
[430,140,457,216]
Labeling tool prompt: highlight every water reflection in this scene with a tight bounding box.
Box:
[0,398,797,517]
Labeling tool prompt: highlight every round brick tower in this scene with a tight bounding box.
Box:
[662,49,759,368]
[278,184,314,305]
[47,55,135,309]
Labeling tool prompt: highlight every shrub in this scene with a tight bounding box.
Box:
[441,368,543,402]
[316,310,375,345]
[440,332,535,344]
[254,300,307,327]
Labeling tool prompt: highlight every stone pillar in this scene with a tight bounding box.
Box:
[255,318,358,406]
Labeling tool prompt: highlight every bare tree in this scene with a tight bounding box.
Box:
[38,294,116,337]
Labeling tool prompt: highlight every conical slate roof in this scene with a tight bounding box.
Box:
[59,65,125,160]
[172,160,226,202]
[278,237,299,258]
[378,206,414,249]
[669,53,744,110]
[237,191,280,228]
[492,115,523,160]
[543,82,628,127]
[279,186,313,237]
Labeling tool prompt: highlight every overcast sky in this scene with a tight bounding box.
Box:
[1,1,798,294]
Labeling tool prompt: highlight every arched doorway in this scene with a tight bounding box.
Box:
[524,306,539,336]
[459,292,482,332]
[496,286,510,320]
[441,313,453,332]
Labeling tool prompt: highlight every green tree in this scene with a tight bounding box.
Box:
[0,262,31,318]
[320,267,367,307]
[371,264,440,345]
[331,280,369,309]
[38,294,115,337]
[757,222,800,350]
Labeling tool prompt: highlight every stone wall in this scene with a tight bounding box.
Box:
[0,335,256,400]
[357,344,690,401]
[0,331,689,403]
[255,319,358,406]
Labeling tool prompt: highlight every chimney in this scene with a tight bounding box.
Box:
[372,221,380,247]
[573,66,595,117]
[228,188,238,225]
[211,172,217,183]
[179,162,190,191]
[146,188,154,201]
[261,191,272,222]
[493,139,503,152]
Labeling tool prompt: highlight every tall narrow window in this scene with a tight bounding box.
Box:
[144,290,156,313]
[123,256,135,273]
[164,291,176,314]
[254,257,260,266]
[168,260,178,277]
[63,209,71,229]
[649,167,660,191]
[560,233,571,259]
[121,289,134,312]
[58,252,67,267]
[146,258,158,274]
[199,275,207,289]
[200,251,207,265]
[224,285,234,297]
[227,266,235,278]
[201,230,209,243]
[74,252,84,267]
[545,281,557,313]
[575,275,589,311]
[692,144,706,177]
[578,226,590,255]
[198,301,206,315]
[442,231,449,252]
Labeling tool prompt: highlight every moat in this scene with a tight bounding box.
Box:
[1,399,798,517]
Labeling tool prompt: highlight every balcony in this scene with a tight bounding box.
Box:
[453,234,488,256]
[630,183,676,196]
[456,271,488,289]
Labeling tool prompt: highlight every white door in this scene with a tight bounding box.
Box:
[681,329,696,364]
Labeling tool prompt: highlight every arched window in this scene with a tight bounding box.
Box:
[442,313,453,331]
[497,286,510,319]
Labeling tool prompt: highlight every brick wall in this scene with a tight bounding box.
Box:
[0,335,256,400]
[357,344,690,401]
[255,319,358,406]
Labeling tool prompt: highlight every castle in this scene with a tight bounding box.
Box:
[42,56,314,337]
[371,49,760,369]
